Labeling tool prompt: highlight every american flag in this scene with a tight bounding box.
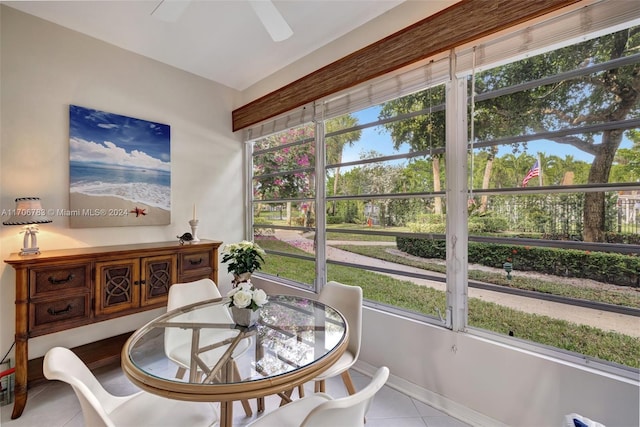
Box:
[522,160,540,187]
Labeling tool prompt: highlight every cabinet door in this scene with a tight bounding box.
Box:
[141,255,177,307]
[95,259,140,316]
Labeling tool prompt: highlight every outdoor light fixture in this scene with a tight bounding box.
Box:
[2,197,52,255]
[503,261,513,280]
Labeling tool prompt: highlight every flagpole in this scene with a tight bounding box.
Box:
[537,153,543,186]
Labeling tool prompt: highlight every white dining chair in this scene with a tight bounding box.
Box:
[164,278,254,416]
[165,278,223,378]
[43,346,218,427]
[248,366,389,427]
[311,280,363,396]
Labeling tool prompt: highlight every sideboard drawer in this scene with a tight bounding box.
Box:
[30,295,91,335]
[179,250,212,276]
[30,264,91,298]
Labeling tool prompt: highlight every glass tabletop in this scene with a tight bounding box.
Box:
[125,294,347,387]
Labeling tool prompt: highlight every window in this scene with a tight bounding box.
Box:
[324,82,448,322]
[462,25,640,370]
[251,123,317,288]
[247,1,639,375]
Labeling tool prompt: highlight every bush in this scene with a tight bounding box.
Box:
[253,217,274,236]
[293,215,315,227]
[605,232,640,245]
[326,215,342,224]
[467,220,485,234]
[408,221,446,233]
[397,237,639,288]
[408,214,446,233]
[478,216,509,232]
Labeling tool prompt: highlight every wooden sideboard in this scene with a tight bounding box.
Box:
[4,239,222,419]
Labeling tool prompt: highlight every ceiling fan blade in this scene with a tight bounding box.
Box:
[151,0,191,22]
[249,0,293,42]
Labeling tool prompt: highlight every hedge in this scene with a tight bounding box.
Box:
[396,237,639,288]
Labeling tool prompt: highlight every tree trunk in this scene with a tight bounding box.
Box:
[480,150,496,213]
[582,129,623,242]
[433,156,442,214]
[332,167,341,215]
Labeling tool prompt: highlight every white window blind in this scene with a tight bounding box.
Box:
[245,102,315,140]
[455,0,640,76]
[321,54,450,120]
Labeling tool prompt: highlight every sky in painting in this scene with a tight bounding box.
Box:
[69,105,170,172]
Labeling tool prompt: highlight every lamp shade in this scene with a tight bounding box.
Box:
[2,197,52,226]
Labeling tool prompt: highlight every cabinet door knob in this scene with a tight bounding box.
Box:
[189,258,203,265]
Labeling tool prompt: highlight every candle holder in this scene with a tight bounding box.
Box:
[188,219,200,242]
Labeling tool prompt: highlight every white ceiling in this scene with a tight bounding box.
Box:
[3,0,413,91]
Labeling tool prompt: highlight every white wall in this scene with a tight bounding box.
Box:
[0,6,245,359]
[253,277,640,427]
[240,0,459,105]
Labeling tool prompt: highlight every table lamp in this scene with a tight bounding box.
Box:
[2,197,52,255]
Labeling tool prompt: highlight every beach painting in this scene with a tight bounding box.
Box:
[69,105,171,227]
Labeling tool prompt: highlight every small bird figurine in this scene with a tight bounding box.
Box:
[177,232,193,245]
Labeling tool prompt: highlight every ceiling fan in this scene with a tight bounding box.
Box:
[151,0,293,42]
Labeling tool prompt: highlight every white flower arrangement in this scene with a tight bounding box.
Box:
[221,240,266,277]
[227,282,268,311]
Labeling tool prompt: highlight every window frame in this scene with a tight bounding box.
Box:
[245,1,640,379]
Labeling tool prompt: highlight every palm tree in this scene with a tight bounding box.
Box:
[325,115,361,215]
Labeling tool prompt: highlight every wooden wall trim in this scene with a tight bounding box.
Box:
[232,0,580,132]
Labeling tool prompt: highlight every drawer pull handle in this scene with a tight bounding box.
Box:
[47,305,72,316]
[189,258,203,265]
[48,274,75,285]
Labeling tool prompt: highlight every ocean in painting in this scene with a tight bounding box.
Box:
[70,161,171,210]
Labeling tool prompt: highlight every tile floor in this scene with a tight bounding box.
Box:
[0,363,471,427]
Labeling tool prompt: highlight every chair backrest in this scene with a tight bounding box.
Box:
[319,281,362,359]
[43,346,116,427]
[166,278,221,311]
[302,366,389,427]
[165,278,226,360]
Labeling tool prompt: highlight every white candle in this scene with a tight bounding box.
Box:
[193,204,197,221]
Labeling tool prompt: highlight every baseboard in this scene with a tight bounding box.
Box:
[353,360,506,427]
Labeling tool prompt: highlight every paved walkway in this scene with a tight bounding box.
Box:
[273,230,640,338]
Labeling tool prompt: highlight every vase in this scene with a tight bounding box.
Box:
[232,272,252,286]
[230,305,261,327]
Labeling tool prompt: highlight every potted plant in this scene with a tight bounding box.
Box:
[227,282,268,327]
[221,240,266,285]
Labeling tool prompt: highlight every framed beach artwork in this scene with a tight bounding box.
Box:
[69,105,171,228]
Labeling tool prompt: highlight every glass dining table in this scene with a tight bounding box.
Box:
[121,294,349,427]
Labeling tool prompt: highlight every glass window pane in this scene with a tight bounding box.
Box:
[466,24,640,370]
[326,263,445,318]
[256,237,315,289]
[323,85,450,323]
[253,125,314,151]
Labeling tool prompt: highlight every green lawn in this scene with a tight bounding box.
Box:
[332,245,640,308]
[256,236,640,368]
